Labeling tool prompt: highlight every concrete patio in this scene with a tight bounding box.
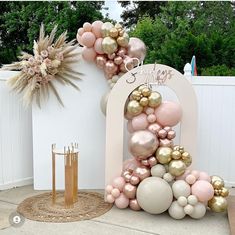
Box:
[0,185,232,235]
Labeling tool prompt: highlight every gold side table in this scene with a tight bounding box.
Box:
[52,143,79,208]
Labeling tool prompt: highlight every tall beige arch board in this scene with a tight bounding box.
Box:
[105,64,198,189]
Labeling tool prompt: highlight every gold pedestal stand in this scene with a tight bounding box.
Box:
[52,143,79,208]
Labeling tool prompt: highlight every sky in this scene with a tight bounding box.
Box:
[101,0,126,22]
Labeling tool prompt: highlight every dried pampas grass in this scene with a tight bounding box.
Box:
[1,24,82,107]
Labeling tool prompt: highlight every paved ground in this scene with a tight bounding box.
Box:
[0,185,232,235]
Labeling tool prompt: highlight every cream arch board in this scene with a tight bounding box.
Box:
[105,63,198,187]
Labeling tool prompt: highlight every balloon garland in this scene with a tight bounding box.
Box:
[76,21,146,90]
[105,84,229,219]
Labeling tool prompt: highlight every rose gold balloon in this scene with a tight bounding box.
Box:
[120,62,128,72]
[124,56,134,71]
[133,166,151,181]
[164,126,172,132]
[148,123,162,134]
[129,130,159,159]
[123,183,137,199]
[128,37,146,62]
[141,159,149,166]
[104,72,114,80]
[117,47,127,57]
[130,175,140,185]
[104,60,118,74]
[129,199,141,211]
[108,53,116,60]
[96,55,107,69]
[123,174,132,182]
[159,138,173,147]
[148,156,157,167]
[158,129,167,139]
[123,158,141,171]
[167,130,176,140]
[114,56,123,65]
[123,169,132,177]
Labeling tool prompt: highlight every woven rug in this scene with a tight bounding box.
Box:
[17,191,113,223]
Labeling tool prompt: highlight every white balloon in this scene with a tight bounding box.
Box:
[187,195,198,206]
[177,196,187,207]
[111,75,119,83]
[168,201,186,219]
[151,164,166,178]
[136,177,173,214]
[163,173,175,183]
[189,202,206,219]
[184,204,194,215]
[172,180,191,199]
[100,90,110,115]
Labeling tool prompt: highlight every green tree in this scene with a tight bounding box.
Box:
[0,1,104,64]
[130,1,235,74]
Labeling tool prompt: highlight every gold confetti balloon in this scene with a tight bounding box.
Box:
[156,147,172,164]
[220,187,229,197]
[181,151,192,167]
[148,92,162,108]
[171,150,181,160]
[109,27,119,38]
[117,32,129,47]
[127,100,143,116]
[102,37,118,54]
[208,196,228,212]
[101,22,114,37]
[168,160,186,176]
[139,97,149,107]
[211,175,224,185]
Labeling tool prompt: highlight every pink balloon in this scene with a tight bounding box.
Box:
[147,114,157,123]
[145,107,155,115]
[123,157,141,171]
[131,113,148,131]
[199,172,211,182]
[94,38,104,54]
[127,120,134,133]
[106,194,115,203]
[106,185,113,194]
[128,37,146,62]
[112,176,126,191]
[155,101,182,127]
[191,170,200,179]
[191,180,214,202]
[111,188,121,198]
[176,169,191,180]
[82,47,97,62]
[96,55,107,69]
[185,174,196,185]
[81,32,96,48]
[77,28,84,36]
[76,34,83,45]
[92,20,103,38]
[115,193,129,209]
[83,22,92,32]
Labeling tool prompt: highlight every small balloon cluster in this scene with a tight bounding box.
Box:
[106,84,229,219]
[76,21,146,89]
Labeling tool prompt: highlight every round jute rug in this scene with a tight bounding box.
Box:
[17,191,113,223]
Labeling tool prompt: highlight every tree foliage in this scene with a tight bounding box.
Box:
[130,1,235,75]
[0,1,104,64]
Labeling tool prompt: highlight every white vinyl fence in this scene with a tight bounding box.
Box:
[0,66,235,190]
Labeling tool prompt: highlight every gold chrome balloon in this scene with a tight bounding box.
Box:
[181,151,192,167]
[101,22,114,37]
[220,187,229,197]
[213,180,224,189]
[139,97,149,107]
[102,37,118,54]
[138,85,147,93]
[117,33,129,47]
[173,145,180,151]
[127,100,143,116]
[211,175,224,185]
[171,150,181,160]
[168,160,186,176]
[148,92,162,108]
[156,147,172,164]
[208,196,228,212]
[141,87,151,97]
[131,90,141,101]
[109,27,119,38]
[115,23,123,31]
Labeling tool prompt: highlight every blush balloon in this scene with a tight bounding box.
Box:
[199,172,211,182]
[83,22,92,32]
[131,113,149,131]
[92,20,103,38]
[127,120,134,133]
[77,27,84,36]
[81,32,96,48]
[94,38,104,54]
[115,193,129,209]
[112,177,126,191]
[191,180,214,202]
[155,101,182,127]
[82,47,97,62]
